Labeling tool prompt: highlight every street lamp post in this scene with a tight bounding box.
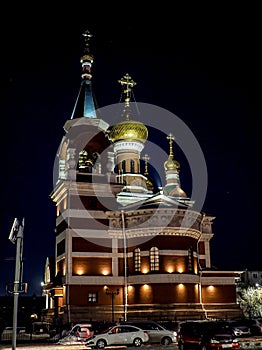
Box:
[121,210,128,321]
[105,288,119,323]
[8,218,25,350]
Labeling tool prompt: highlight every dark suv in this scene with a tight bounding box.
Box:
[120,320,177,345]
[177,320,240,350]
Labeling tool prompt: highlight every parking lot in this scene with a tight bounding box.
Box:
[1,343,178,350]
[1,343,86,350]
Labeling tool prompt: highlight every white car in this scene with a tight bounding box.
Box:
[120,320,177,345]
[85,324,149,348]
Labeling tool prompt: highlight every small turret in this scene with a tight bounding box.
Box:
[163,133,187,198]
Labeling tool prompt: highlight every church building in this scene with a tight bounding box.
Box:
[42,31,242,324]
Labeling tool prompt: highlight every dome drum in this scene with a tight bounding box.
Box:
[113,141,144,153]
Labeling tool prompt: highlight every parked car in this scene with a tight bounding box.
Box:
[226,320,251,337]
[120,320,177,345]
[70,323,94,339]
[85,324,149,348]
[157,320,180,335]
[1,324,54,342]
[1,326,27,341]
[177,320,240,350]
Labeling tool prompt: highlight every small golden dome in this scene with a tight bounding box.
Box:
[164,184,187,198]
[164,156,180,171]
[169,186,187,198]
[108,119,148,143]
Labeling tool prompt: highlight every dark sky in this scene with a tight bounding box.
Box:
[0,5,260,296]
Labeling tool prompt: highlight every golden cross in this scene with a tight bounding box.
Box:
[118,73,136,103]
[166,133,174,157]
[82,29,93,53]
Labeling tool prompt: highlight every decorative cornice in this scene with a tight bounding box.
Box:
[64,117,109,133]
[113,141,144,153]
[51,180,122,204]
[108,227,201,239]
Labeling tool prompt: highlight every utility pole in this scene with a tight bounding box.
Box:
[8,218,25,350]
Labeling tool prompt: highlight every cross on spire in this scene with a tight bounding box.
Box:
[118,73,136,105]
[82,29,93,54]
[167,133,174,158]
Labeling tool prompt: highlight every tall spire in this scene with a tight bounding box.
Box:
[80,29,94,81]
[70,29,97,119]
[167,133,174,158]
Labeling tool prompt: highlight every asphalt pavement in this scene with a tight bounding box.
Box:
[0,344,178,350]
[1,343,85,349]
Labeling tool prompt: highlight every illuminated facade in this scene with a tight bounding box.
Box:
[42,31,242,323]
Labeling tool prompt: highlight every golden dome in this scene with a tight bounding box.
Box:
[163,184,187,198]
[164,156,180,171]
[108,119,148,143]
[109,73,148,143]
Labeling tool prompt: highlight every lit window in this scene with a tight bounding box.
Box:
[88,292,97,303]
[78,150,94,173]
[150,247,159,271]
[78,150,88,171]
[134,248,141,272]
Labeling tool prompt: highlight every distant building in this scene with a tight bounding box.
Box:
[42,31,243,324]
[238,270,262,288]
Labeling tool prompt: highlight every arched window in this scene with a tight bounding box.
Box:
[122,160,126,173]
[150,247,159,271]
[133,248,141,272]
[130,159,135,173]
[78,150,93,173]
[78,150,88,172]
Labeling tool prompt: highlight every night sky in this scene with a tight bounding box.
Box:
[0,5,260,296]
